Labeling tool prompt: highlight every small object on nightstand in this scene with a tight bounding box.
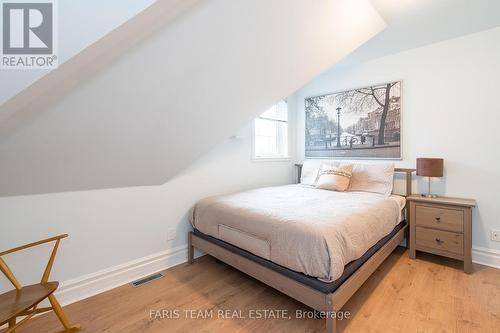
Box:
[416,158,444,198]
[407,195,476,273]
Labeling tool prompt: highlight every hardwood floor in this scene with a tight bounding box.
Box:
[11,247,500,333]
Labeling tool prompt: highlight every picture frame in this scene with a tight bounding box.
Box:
[305,81,402,159]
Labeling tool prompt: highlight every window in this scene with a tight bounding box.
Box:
[253,100,289,159]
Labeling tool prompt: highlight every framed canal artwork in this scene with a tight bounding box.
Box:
[304,81,402,159]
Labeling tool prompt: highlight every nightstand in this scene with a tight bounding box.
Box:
[407,195,476,273]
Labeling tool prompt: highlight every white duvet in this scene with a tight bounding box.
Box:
[191,184,403,282]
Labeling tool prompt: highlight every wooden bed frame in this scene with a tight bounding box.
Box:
[188,166,415,333]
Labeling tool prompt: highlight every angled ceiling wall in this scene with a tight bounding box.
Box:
[0,0,385,196]
[341,0,500,66]
[0,0,158,104]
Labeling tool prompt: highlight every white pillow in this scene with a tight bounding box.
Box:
[348,163,395,196]
[300,160,322,186]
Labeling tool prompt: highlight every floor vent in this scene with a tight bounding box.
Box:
[130,273,164,287]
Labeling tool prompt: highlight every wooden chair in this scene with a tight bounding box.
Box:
[0,234,80,333]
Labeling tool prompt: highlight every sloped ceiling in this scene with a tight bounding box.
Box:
[341,0,500,66]
[0,0,385,196]
[0,0,158,105]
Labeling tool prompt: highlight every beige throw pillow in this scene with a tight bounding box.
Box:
[315,163,353,191]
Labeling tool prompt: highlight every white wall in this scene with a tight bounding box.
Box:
[0,0,385,196]
[0,0,157,104]
[292,27,500,256]
[0,120,295,293]
[0,0,383,302]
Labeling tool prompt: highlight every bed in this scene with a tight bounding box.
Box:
[188,165,415,333]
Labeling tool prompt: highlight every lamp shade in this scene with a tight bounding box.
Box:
[416,158,443,177]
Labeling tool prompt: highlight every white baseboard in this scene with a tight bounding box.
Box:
[472,246,500,269]
[51,244,499,307]
[55,245,188,306]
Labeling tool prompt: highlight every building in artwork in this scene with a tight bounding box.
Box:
[305,114,339,147]
[384,96,401,141]
[346,96,401,142]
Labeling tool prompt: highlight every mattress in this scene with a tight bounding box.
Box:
[193,221,407,294]
[191,184,405,282]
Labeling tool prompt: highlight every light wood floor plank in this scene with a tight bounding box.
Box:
[10,247,500,333]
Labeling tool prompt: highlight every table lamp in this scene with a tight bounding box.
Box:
[416,158,444,198]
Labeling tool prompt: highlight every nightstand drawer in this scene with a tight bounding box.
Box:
[415,205,464,232]
[416,226,463,255]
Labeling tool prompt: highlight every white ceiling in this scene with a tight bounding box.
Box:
[0,0,384,196]
[0,0,157,105]
[338,0,500,66]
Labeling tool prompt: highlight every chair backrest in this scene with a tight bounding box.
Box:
[0,234,68,290]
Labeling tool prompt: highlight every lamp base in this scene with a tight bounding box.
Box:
[422,177,439,198]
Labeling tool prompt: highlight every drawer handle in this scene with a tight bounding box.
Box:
[435,238,443,244]
[435,217,441,222]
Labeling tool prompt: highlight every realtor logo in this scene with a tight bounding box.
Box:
[1,0,58,69]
